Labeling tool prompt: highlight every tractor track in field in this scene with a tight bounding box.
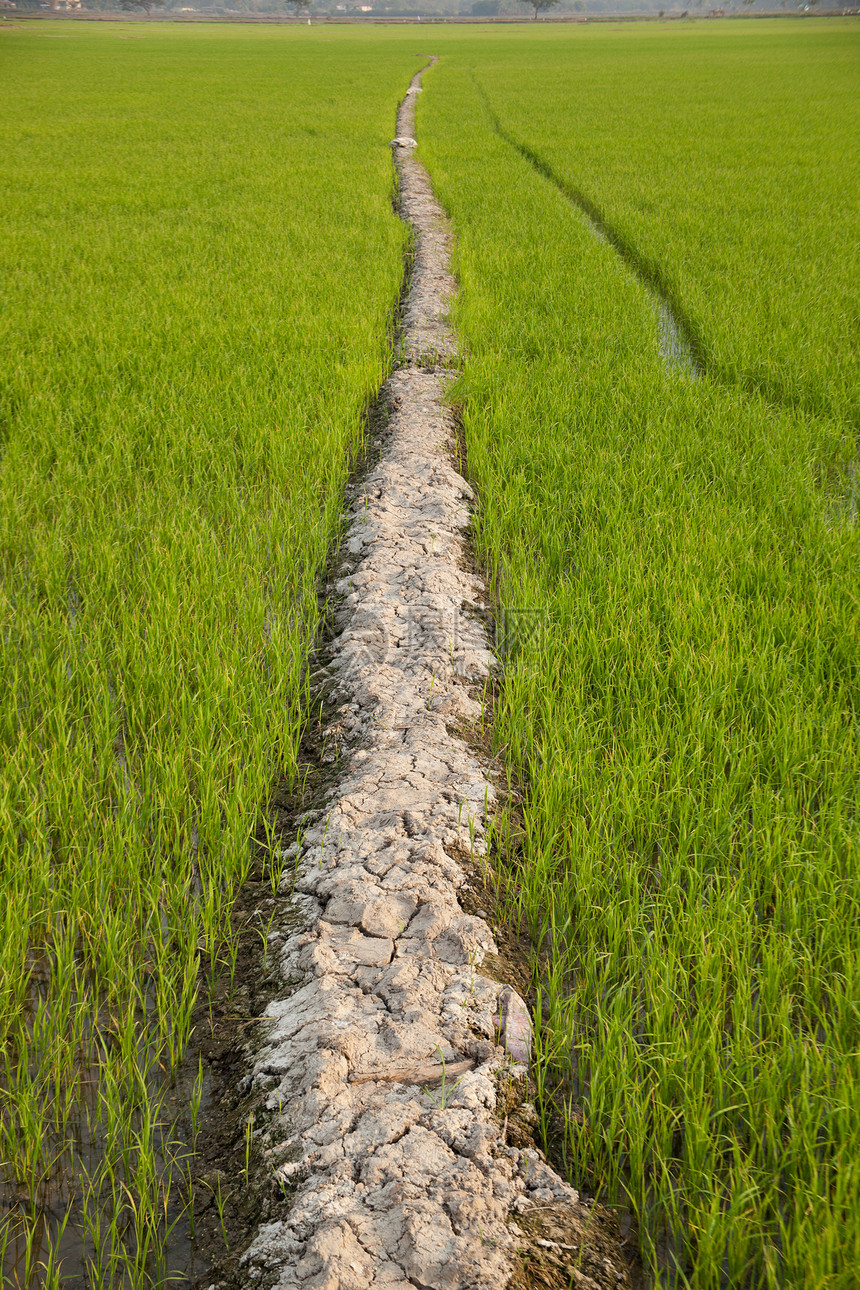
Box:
[200,62,637,1290]
[470,74,702,382]
[475,74,860,429]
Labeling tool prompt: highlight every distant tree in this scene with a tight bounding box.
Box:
[121,0,164,12]
[518,0,560,18]
[290,0,310,13]
[471,0,499,13]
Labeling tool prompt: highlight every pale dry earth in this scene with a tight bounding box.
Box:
[238,66,629,1290]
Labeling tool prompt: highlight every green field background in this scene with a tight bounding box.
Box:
[1,18,858,1289]
[419,21,859,1288]
[459,21,860,431]
[0,24,420,1283]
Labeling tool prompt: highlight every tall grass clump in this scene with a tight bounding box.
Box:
[0,24,420,1284]
[420,45,859,1288]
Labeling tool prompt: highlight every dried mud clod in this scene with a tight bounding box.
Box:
[212,63,638,1290]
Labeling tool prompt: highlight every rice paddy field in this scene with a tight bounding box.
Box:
[419,20,860,1286]
[0,24,419,1284]
[2,16,858,1290]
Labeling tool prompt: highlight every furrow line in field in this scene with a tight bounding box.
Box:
[473,76,702,381]
[235,64,620,1290]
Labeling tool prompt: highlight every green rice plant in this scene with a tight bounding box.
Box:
[0,22,423,1285]
[454,19,860,435]
[4,18,856,1286]
[419,35,860,1287]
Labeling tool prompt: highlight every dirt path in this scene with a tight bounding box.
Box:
[238,66,633,1290]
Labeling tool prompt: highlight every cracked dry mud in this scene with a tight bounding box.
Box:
[238,67,631,1290]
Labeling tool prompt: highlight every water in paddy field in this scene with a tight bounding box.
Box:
[844,463,859,523]
[582,212,699,380]
[655,299,700,380]
[0,1005,215,1290]
[826,459,859,529]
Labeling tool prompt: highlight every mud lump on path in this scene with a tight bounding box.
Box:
[236,65,634,1290]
